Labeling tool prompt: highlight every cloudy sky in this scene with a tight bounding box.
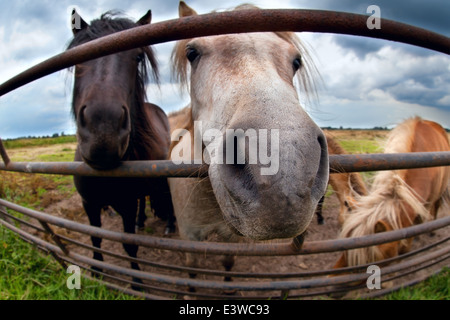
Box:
[0,0,449,139]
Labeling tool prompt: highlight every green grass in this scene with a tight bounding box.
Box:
[339,139,382,154]
[379,268,450,300]
[0,226,138,300]
[0,172,74,210]
[37,151,76,162]
[2,136,77,149]
[1,136,76,209]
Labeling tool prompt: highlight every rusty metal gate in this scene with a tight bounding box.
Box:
[0,9,449,300]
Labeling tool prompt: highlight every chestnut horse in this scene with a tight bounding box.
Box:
[68,10,174,286]
[314,133,368,225]
[168,2,329,284]
[334,117,450,269]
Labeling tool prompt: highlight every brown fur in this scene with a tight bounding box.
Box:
[334,117,450,268]
[324,132,368,225]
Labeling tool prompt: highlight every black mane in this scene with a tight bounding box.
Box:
[68,11,159,82]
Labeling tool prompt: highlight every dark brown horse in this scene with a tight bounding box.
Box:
[68,10,174,287]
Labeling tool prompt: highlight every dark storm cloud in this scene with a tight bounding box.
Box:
[308,0,449,36]
[387,80,450,111]
[333,36,384,60]
[304,0,450,117]
[306,0,449,59]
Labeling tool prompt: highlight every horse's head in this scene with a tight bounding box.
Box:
[172,2,329,240]
[334,180,428,269]
[69,10,158,169]
[334,218,405,269]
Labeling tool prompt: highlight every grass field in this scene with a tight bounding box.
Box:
[0,132,448,300]
[2,135,77,150]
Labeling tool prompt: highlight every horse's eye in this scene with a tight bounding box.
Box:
[293,57,302,72]
[186,47,200,63]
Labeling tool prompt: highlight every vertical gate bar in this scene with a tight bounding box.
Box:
[47,249,69,270]
[290,231,307,252]
[0,138,11,166]
[39,221,70,256]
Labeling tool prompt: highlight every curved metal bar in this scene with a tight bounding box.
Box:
[1,198,449,256]
[1,152,449,177]
[0,160,208,178]
[3,215,448,293]
[329,151,450,173]
[4,201,448,280]
[0,9,448,97]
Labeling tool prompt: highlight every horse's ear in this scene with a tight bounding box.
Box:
[71,9,89,35]
[374,220,390,233]
[137,10,152,25]
[179,1,198,17]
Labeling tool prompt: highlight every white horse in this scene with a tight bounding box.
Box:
[168,1,329,281]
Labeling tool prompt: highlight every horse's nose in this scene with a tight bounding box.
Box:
[211,121,329,240]
[77,104,130,129]
[77,104,130,134]
[76,104,131,169]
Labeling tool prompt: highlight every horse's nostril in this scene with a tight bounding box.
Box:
[232,136,246,166]
[120,106,130,131]
[78,105,87,128]
[312,132,330,201]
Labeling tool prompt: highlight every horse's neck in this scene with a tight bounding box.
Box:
[169,176,237,242]
[168,105,194,156]
[329,174,350,204]
[167,106,238,242]
[127,101,169,161]
[349,172,368,196]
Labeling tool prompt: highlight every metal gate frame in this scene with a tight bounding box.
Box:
[0,8,449,300]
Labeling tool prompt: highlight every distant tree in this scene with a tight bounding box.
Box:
[52,133,59,138]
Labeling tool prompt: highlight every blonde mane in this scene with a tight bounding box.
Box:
[340,117,432,266]
[170,4,319,101]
